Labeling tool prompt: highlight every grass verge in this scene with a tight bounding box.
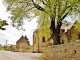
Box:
[38,55,45,60]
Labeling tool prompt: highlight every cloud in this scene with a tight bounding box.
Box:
[0,38,6,46]
[0,0,38,46]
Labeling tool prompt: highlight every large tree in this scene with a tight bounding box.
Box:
[3,0,80,44]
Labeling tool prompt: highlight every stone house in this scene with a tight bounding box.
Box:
[47,21,80,44]
[33,21,80,53]
[33,29,52,53]
[33,29,44,53]
[60,21,80,44]
[16,35,28,52]
[33,24,67,53]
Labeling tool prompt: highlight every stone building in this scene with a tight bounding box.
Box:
[33,29,44,53]
[60,21,80,44]
[33,29,52,53]
[16,35,28,52]
[48,21,80,44]
[33,21,80,53]
[33,24,68,53]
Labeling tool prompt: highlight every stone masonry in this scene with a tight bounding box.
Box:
[44,42,80,60]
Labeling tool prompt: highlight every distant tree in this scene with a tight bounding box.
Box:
[0,44,2,46]
[24,35,30,45]
[10,44,12,50]
[3,45,6,50]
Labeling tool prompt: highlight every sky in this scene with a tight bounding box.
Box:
[0,0,75,46]
[0,0,38,46]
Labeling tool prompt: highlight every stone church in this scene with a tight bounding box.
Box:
[33,21,80,53]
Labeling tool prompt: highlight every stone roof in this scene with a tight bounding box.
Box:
[61,24,67,29]
[16,35,27,43]
[63,20,78,33]
[63,24,73,32]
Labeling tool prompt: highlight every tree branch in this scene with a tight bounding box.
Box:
[42,0,47,5]
[61,11,70,21]
[32,0,44,11]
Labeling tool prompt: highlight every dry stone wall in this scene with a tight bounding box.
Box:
[44,42,80,60]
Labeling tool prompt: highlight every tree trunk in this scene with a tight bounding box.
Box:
[50,20,61,45]
[52,32,61,45]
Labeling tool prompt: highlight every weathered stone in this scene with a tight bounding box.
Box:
[16,35,28,52]
[44,43,80,60]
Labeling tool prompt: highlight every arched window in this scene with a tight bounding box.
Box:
[42,37,45,42]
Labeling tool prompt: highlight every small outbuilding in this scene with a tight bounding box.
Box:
[16,35,28,52]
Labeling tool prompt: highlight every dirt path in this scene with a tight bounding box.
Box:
[0,50,43,60]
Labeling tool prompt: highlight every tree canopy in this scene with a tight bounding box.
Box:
[3,0,80,44]
[3,0,80,30]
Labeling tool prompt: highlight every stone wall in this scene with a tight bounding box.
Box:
[16,35,28,52]
[44,42,80,60]
[24,50,32,53]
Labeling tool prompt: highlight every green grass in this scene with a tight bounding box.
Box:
[38,55,45,60]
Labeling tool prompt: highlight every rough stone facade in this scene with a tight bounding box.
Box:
[49,21,80,44]
[33,21,80,53]
[60,25,80,44]
[33,29,51,53]
[16,35,28,52]
[44,42,80,60]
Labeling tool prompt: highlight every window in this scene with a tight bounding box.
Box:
[42,37,45,42]
[74,50,76,53]
[78,34,80,40]
[36,31,38,33]
[34,37,36,43]
[62,40,64,44]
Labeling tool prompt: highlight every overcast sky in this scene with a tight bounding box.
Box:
[0,0,75,46]
[0,0,38,46]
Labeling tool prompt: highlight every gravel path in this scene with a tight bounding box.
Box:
[0,50,43,60]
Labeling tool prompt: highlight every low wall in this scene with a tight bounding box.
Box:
[39,47,44,53]
[24,50,32,53]
[44,42,80,60]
